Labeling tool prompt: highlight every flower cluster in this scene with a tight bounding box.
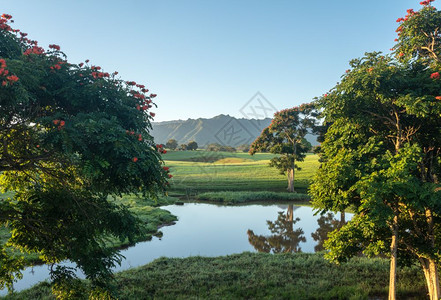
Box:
[23,46,45,56]
[156,144,167,154]
[0,59,19,86]
[420,0,435,5]
[431,72,440,79]
[53,119,66,130]
[162,166,172,178]
[48,44,60,51]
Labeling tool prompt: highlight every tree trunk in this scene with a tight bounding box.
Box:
[287,168,295,192]
[286,204,293,222]
[340,211,346,224]
[420,257,440,300]
[388,214,398,300]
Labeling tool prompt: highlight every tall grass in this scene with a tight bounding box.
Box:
[4,252,427,300]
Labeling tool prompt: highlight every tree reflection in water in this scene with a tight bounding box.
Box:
[247,205,306,253]
[311,212,346,252]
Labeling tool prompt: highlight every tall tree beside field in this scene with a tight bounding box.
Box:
[187,141,198,151]
[311,2,441,299]
[249,105,316,192]
[166,139,178,150]
[0,14,169,297]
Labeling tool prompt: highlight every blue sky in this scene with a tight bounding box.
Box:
[3,0,436,121]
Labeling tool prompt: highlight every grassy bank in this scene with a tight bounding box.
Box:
[196,191,310,204]
[0,194,178,265]
[164,151,320,196]
[3,252,427,299]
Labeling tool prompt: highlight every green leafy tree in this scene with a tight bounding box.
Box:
[179,143,187,151]
[311,42,441,300]
[186,141,198,151]
[165,139,178,150]
[0,14,169,297]
[249,105,316,192]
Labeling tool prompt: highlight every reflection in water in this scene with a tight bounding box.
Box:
[247,205,306,253]
[311,212,346,252]
[248,206,348,253]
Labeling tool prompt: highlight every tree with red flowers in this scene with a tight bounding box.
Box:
[249,105,316,192]
[311,2,441,298]
[0,14,169,297]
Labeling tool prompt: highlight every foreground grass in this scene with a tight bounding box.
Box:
[0,194,178,265]
[3,252,427,299]
[196,191,310,204]
[164,151,320,196]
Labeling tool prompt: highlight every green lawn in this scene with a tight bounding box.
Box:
[164,151,319,195]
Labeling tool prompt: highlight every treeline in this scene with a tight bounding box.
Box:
[164,139,251,152]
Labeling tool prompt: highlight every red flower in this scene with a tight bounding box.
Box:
[150,112,156,117]
[53,119,60,125]
[399,52,404,57]
[79,63,84,67]
[132,157,138,162]
[85,59,89,63]
[394,38,398,42]
[168,174,173,178]
[6,75,18,82]
[431,72,440,79]
[150,93,157,98]
[49,44,60,51]
[1,14,12,20]
[60,120,65,126]
[1,81,6,86]
[436,96,441,100]
[136,104,141,110]
[163,166,170,171]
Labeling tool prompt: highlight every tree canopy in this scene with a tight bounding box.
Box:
[0,14,169,297]
[249,105,316,192]
[311,1,441,298]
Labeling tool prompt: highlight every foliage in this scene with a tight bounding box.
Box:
[236,143,250,152]
[311,2,441,296]
[186,140,198,151]
[165,139,178,150]
[249,105,316,192]
[205,143,236,152]
[0,14,169,296]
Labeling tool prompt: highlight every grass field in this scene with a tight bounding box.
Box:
[3,252,427,300]
[164,150,319,196]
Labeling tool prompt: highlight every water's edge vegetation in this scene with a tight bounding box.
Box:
[3,252,427,299]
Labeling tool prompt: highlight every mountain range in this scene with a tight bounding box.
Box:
[151,114,318,148]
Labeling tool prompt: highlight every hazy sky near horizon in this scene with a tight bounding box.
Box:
[3,0,437,121]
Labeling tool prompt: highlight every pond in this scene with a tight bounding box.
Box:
[0,202,351,295]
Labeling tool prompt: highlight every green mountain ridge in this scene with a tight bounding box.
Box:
[151,114,318,147]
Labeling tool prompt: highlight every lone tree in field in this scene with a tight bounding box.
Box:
[311,2,441,299]
[165,138,178,150]
[249,105,316,192]
[186,140,198,151]
[0,14,169,297]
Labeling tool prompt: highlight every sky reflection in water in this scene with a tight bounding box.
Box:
[1,202,351,295]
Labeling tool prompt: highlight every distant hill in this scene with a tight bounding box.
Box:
[151,115,318,148]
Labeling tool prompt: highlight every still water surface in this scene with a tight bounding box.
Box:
[0,203,350,295]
